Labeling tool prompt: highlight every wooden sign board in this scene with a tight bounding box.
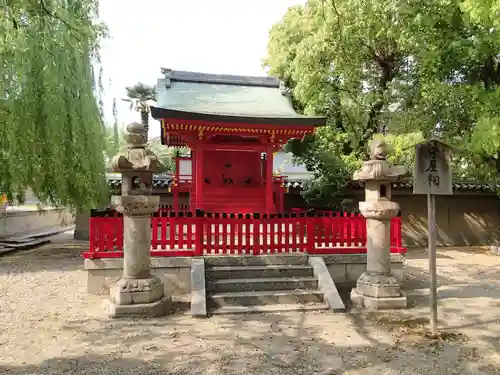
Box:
[413,140,453,195]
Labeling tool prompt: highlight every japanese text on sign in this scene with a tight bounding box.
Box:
[425,143,440,187]
[413,141,453,195]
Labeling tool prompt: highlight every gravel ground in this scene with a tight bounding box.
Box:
[1,233,499,375]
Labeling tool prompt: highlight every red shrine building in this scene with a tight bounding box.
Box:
[150,69,327,214]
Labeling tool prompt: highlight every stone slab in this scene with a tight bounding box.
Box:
[205,265,314,280]
[211,303,329,315]
[203,254,308,266]
[326,262,403,286]
[190,258,207,317]
[87,267,191,296]
[350,289,407,310]
[105,296,172,318]
[309,257,345,312]
[321,253,405,264]
[209,290,323,307]
[84,257,191,270]
[326,264,347,283]
[346,264,366,283]
[207,277,318,293]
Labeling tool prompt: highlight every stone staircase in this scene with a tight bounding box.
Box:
[203,255,345,314]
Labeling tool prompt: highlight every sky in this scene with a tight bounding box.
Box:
[98,0,303,139]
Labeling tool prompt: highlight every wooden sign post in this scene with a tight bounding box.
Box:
[413,139,454,336]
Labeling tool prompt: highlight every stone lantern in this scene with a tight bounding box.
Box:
[106,122,170,317]
[350,139,409,309]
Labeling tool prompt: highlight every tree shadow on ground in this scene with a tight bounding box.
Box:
[28,307,494,375]
[2,242,500,373]
[405,248,454,260]
[441,246,494,255]
[400,264,458,289]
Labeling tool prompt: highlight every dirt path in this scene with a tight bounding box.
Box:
[1,237,499,374]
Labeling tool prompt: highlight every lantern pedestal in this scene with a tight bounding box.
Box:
[106,195,171,318]
[105,122,170,318]
[350,140,408,310]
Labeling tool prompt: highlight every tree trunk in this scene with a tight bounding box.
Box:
[140,110,149,140]
[74,211,90,240]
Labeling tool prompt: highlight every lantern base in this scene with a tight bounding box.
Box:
[350,288,407,310]
[105,296,172,318]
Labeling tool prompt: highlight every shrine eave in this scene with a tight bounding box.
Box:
[151,107,327,128]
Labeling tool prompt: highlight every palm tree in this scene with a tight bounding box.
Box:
[123,83,156,139]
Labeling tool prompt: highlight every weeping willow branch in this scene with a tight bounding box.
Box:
[1,0,108,210]
[38,0,82,39]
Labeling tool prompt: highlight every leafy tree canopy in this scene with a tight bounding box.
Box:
[1,0,108,209]
[123,82,156,139]
[265,0,500,204]
[146,138,188,174]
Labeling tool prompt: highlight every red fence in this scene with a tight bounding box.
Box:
[84,210,405,259]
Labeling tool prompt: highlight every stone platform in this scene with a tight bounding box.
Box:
[84,253,405,309]
[84,253,404,296]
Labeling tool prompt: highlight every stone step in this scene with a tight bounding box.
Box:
[209,302,329,315]
[207,289,323,307]
[206,277,318,293]
[203,254,308,267]
[205,265,314,280]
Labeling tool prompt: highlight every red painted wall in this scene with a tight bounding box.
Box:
[202,150,265,213]
[203,150,261,186]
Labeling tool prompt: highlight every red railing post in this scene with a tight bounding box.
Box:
[305,212,315,254]
[151,212,159,251]
[392,217,403,251]
[252,213,260,255]
[396,217,403,248]
[194,209,204,256]
[358,213,366,247]
[390,218,395,248]
[399,217,403,248]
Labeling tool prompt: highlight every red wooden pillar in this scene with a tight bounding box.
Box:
[191,150,196,209]
[265,148,273,213]
[195,147,204,210]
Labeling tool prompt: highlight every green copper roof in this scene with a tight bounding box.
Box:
[154,69,323,120]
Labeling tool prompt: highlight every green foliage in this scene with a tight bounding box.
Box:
[123,82,156,139]
[124,83,156,103]
[103,123,126,165]
[146,138,188,174]
[1,0,109,209]
[265,0,500,204]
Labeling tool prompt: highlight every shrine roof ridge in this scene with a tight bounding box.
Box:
[151,107,326,126]
[161,68,280,88]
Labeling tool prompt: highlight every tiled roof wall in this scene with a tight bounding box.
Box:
[106,175,499,192]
